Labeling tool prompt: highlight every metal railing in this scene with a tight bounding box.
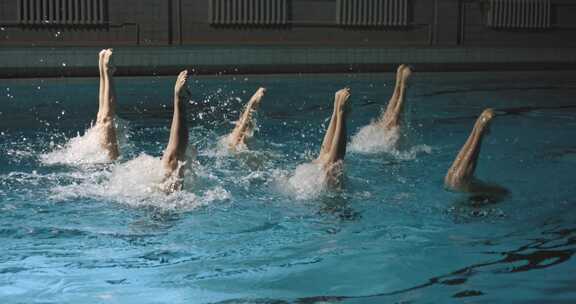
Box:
[209,0,289,26]
[336,0,409,27]
[18,0,107,25]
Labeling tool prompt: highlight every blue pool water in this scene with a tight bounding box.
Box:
[1,71,576,303]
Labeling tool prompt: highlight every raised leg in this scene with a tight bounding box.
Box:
[161,70,190,192]
[97,49,106,118]
[318,90,341,159]
[96,49,119,160]
[445,108,495,192]
[316,88,351,176]
[228,87,266,150]
[378,64,412,130]
[323,88,350,165]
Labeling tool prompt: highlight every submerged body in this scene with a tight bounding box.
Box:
[96,49,120,160]
[314,88,351,187]
[445,108,508,199]
[228,87,266,151]
[161,70,191,192]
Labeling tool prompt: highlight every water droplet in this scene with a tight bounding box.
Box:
[0,27,5,31]
[54,31,62,38]
[37,86,41,90]
[62,62,67,67]
[61,110,66,115]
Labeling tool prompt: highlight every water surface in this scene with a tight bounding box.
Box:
[1,71,575,303]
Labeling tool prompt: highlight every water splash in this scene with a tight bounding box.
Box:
[50,154,230,210]
[276,162,328,200]
[40,118,131,166]
[208,116,259,157]
[40,124,111,165]
[349,123,432,160]
[349,123,401,154]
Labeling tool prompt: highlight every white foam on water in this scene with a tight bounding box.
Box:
[40,125,109,165]
[40,124,114,165]
[49,154,231,211]
[349,123,432,160]
[40,117,133,166]
[275,162,328,200]
[349,123,401,154]
[390,144,433,161]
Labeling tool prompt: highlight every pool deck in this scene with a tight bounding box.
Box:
[1,46,576,78]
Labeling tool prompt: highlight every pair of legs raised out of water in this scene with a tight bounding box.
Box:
[94,51,501,196]
[310,64,413,186]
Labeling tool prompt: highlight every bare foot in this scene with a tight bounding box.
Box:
[335,87,351,113]
[98,49,107,67]
[102,49,116,75]
[480,108,495,124]
[174,70,189,99]
[400,65,412,84]
[247,87,266,110]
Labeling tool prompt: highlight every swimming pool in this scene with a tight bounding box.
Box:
[1,71,575,303]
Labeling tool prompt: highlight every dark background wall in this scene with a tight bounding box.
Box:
[1,0,576,47]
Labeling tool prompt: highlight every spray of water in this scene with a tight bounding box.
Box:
[40,124,111,165]
[272,161,328,200]
[49,153,230,210]
[349,123,432,160]
[39,117,134,165]
[349,123,401,154]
